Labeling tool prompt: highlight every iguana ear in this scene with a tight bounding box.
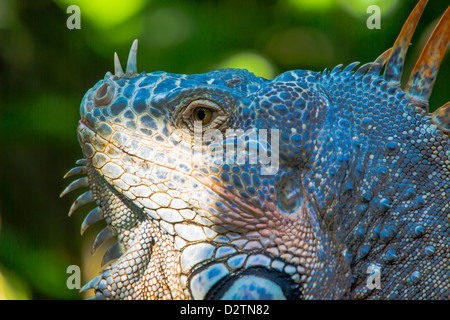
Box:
[383,0,428,84]
[405,6,450,110]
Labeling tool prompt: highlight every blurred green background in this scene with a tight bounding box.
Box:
[0,0,448,299]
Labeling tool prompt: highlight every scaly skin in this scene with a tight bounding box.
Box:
[62,1,450,299]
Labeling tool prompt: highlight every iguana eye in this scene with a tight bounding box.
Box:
[182,99,224,129]
[193,107,213,125]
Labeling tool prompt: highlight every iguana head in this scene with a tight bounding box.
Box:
[63,0,450,299]
[72,39,328,299]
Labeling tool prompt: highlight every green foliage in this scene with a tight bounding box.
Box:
[0,0,447,299]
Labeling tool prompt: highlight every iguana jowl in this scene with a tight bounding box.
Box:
[62,0,450,299]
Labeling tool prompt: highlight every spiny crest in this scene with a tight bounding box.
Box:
[346,1,449,132]
[406,5,449,107]
[383,0,428,84]
[382,0,449,115]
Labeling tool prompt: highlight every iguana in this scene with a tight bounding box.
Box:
[62,0,450,299]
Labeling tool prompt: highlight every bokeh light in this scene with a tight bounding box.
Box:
[216,52,276,79]
[55,0,147,30]
[265,27,334,69]
[0,267,31,300]
[339,0,400,19]
[286,0,338,12]
[142,8,194,48]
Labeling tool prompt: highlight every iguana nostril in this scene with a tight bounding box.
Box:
[94,82,114,105]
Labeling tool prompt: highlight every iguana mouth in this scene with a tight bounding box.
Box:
[77,118,268,222]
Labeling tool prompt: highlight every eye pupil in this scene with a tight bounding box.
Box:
[196,108,206,120]
[186,101,217,127]
[194,107,212,125]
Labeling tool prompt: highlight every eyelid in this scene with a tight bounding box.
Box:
[176,98,228,132]
[182,99,222,119]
